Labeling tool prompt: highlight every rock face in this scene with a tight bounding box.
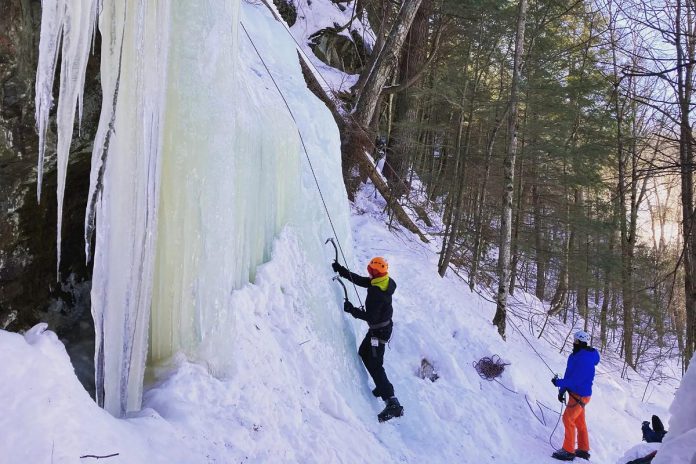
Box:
[1,0,99,393]
[309,27,369,75]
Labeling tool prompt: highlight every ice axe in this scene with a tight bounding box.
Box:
[325,237,348,302]
[325,237,338,264]
[333,276,349,302]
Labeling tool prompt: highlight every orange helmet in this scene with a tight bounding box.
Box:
[367,257,389,277]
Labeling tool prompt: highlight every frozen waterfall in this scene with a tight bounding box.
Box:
[36,0,353,416]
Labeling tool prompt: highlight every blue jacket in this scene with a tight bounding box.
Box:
[557,347,600,397]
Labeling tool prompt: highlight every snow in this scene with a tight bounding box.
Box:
[618,443,661,464]
[0,180,684,462]
[271,0,372,95]
[17,0,693,463]
[653,355,696,463]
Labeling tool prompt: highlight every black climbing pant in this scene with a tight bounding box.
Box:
[358,330,394,401]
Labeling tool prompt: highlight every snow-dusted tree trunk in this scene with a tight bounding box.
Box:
[352,0,423,128]
[493,0,527,339]
[675,0,696,369]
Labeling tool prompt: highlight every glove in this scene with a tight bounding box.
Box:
[343,300,355,314]
[558,388,566,403]
[551,377,559,387]
[332,261,343,273]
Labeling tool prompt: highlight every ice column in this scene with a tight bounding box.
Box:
[148,0,300,367]
[37,0,341,417]
[36,0,172,415]
[88,0,172,415]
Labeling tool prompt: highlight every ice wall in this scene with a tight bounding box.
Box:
[149,1,300,365]
[36,0,353,417]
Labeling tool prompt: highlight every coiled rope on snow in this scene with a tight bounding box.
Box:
[473,355,510,380]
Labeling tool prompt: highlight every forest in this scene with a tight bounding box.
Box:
[300,0,696,374]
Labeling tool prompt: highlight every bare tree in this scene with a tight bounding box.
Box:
[493,0,528,339]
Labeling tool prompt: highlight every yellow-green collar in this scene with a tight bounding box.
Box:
[371,275,389,291]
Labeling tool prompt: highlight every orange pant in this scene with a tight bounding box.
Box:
[562,394,591,453]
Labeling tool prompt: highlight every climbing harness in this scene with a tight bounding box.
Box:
[368,320,392,330]
[567,392,586,409]
[239,22,363,308]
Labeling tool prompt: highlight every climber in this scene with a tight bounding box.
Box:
[331,257,403,422]
[551,330,601,461]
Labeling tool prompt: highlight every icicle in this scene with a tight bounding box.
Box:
[35,0,98,277]
[35,0,65,203]
[37,0,353,418]
[88,0,171,416]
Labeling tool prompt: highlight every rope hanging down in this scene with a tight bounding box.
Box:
[249,7,567,452]
[473,354,564,450]
[239,22,363,307]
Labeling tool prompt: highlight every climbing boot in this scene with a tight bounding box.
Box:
[378,397,404,422]
[575,450,590,460]
[552,449,575,461]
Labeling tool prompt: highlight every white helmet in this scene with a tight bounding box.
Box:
[574,330,590,344]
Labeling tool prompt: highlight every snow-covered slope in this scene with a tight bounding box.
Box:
[0,177,680,463]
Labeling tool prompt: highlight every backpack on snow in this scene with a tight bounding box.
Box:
[641,415,667,443]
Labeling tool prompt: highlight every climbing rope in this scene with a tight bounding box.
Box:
[506,313,557,376]
[504,312,566,451]
[245,9,567,451]
[473,355,509,380]
[256,0,437,232]
[239,22,363,307]
[550,401,565,451]
[473,351,563,451]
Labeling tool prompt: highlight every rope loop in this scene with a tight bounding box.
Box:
[473,355,510,380]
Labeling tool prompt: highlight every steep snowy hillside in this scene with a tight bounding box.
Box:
[0,177,681,463]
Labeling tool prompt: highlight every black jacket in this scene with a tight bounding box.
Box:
[337,266,396,327]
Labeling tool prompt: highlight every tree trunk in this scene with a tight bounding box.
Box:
[470,106,507,290]
[609,2,634,367]
[548,165,573,317]
[493,0,528,339]
[438,108,469,276]
[384,0,431,193]
[675,0,696,370]
[575,188,589,327]
[353,0,424,128]
[509,161,528,295]
[600,228,617,350]
[533,180,546,300]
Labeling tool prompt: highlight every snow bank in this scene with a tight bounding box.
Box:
[653,355,696,464]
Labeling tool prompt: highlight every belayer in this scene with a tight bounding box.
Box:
[551,330,600,461]
[331,257,404,422]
